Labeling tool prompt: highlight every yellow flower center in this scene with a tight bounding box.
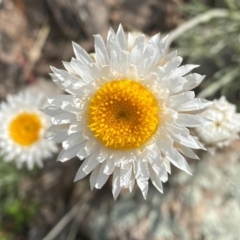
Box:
[88,79,159,150]
[9,113,42,146]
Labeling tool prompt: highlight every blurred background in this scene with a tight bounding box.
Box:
[0,0,240,239]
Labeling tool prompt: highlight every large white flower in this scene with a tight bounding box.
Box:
[195,96,240,153]
[0,90,58,169]
[44,25,211,199]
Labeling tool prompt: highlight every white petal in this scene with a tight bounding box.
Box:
[171,133,205,150]
[166,147,192,175]
[120,164,132,188]
[72,42,93,65]
[94,34,110,66]
[183,73,205,91]
[177,98,212,112]
[47,124,69,133]
[50,66,80,84]
[68,122,85,134]
[174,143,199,160]
[160,77,187,94]
[51,112,76,125]
[48,95,73,107]
[90,164,101,190]
[169,64,199,78]
[57,144,81,162]
[50,73,79,95]
[158,35,168,52]
[138,160,149,179]
[166,123,189,138]
[149,157,166,182]
[148,33,160,46]
[81,149,100,174]
[149,165,163,193]
[163,159,171,174]
[177,113,211,127]
[71,59,94,83]
[62,132,86,149]
[95,161,110,189]
[62,61,77,75]
[74,165,88,182]
[85,138,98,155]
[42,106,65,117]
[47,131,68,143]
[136,176,149,200]
[167,91,195,109]
[163,56,183,74]
[112,167,121,200]
[116,24,126,50]
[118,50,130,75]
[128,170,135,192]
[103,157,115,175]
[48,95,78,113]
[160,170,168,183]
[130,35,145,65]
[108,37,121,71]
[155,66,165,79]
[77,141,89,160]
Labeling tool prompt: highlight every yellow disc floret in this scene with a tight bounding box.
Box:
[9,112,42,146]
[88,79,159,150]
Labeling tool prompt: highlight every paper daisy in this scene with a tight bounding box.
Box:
[195,96,240,153]
[0,91,58,169]
[44,25,211,199]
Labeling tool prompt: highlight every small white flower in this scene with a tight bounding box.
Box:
[44,25,211,199]
[195,96,240,153]
[0,90,58,169]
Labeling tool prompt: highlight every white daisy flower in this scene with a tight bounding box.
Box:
[44,25,211,199]
[0,90,58,170]
[195,96,240,153]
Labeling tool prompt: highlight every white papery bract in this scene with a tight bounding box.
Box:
[195,96,240,153]
[0,91,58,170]
[44,25,211,199]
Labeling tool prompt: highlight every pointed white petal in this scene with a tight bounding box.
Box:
[163,56,183,74]
[95,161,110,189]
[72,42,93,64]
[57,144,81,162]
[167,91,195,109]
[120,164,132,188]
[136,176,149,200]
[149,165,163,193]
[166,147,192,175]
[163,159,171,174]
[103,157,115,175]
[174,143,199,160]
[177,98,212,112]
[51,112,76,125]
[94,34,110,66]
[171,133,205,150]
[169,64,199,78]
[81,149,100,174]
[90,164,101,190]
[77,142,89,160]
[183,73,205,91]
[62,132,86,149]
[41,106,65,117]
[112,168,121,200]
[178,113,211,127]
[116,24,126,50]
[74,165,88,182]
[47,131,69,143]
